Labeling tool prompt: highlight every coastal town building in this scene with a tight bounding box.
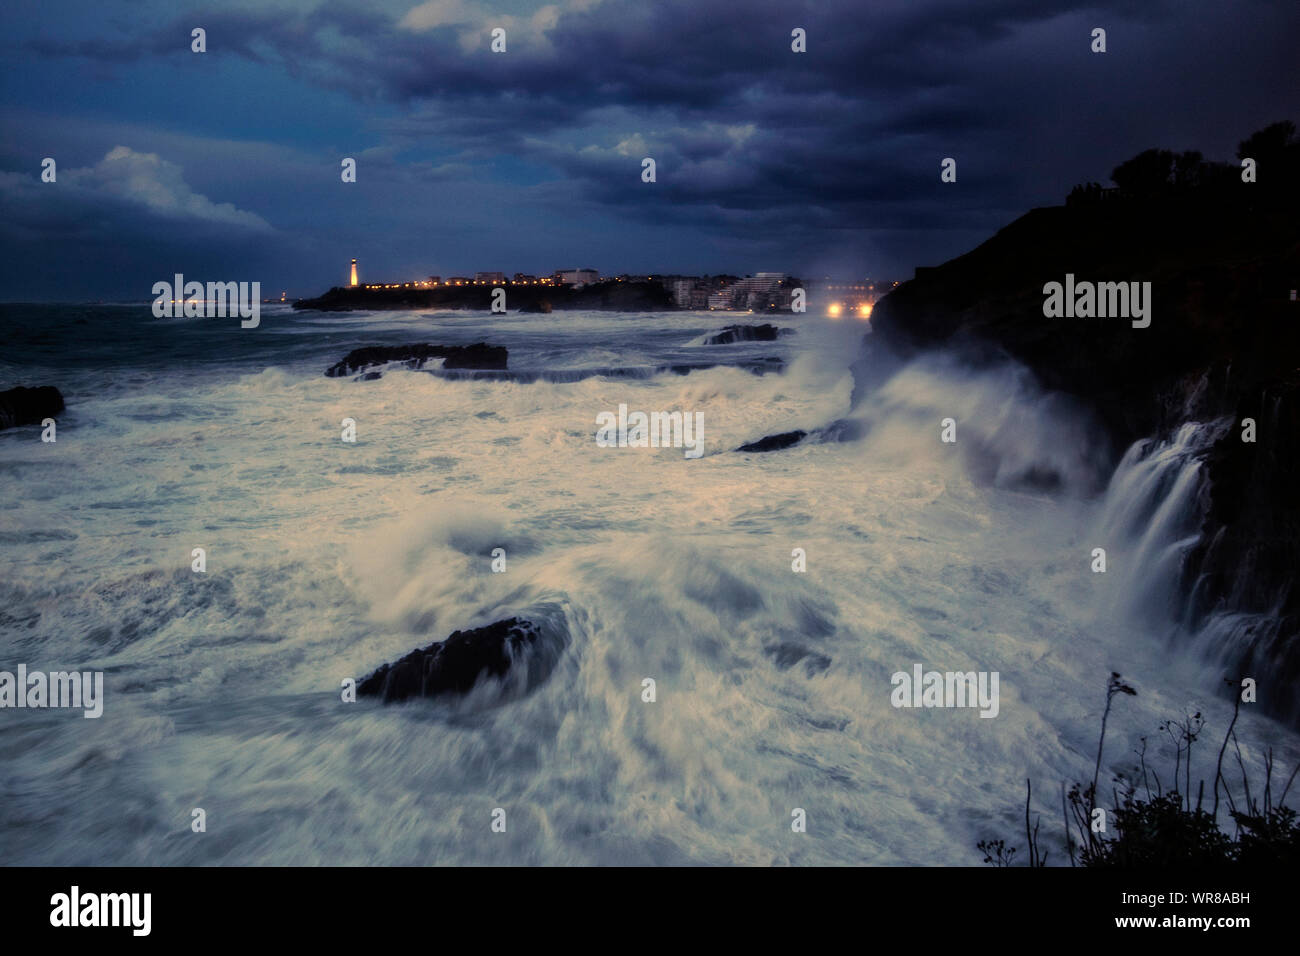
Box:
[727,272,787,310]
[554,268,600,287]
[338,263,837,312]
[670,272,796,311]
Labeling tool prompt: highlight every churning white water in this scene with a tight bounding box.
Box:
[1097,421,1223,621]
[0,305,1296,865]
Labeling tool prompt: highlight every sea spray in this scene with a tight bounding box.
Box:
[3,305,1297,865]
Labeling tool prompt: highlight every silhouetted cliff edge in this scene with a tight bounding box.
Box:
[868,199,1298,448]
[863,124,1300,722]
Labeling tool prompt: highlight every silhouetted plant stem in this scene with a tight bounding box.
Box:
[1213,683,1241,819]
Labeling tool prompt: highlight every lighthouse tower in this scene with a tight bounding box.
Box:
[349,258,358,287]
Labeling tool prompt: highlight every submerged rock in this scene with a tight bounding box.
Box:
[765,642,832,675]
[325,343,507,378]
[737,430,806,453]
[358,617,564,704]
[704,323,784,345]
[0,385,64,429]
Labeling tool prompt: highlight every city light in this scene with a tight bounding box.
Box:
[334,266,902,318]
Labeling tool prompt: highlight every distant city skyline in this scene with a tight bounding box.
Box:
[329,259,889,313]
[3,0,1299,300]
[338,259,896,283]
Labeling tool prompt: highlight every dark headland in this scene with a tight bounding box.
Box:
[861,121,1300,723]
[294,278,673,312]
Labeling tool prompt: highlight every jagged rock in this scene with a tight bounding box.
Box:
[325,343,507,377]
[358,618,553,703]
[860,185,1300,725]
[737,430,806,452]
[704,323,784,345]
[1182,373,1300,721]
[0,385,65,429]
[863,199,1300,449]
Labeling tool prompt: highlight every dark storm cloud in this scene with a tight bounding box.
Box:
[21,1,1178,132]
[7,0,1300,296]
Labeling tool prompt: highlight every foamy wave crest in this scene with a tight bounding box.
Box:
[850,353,1113,496]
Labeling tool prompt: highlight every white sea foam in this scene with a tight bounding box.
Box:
[0,308,1295,865]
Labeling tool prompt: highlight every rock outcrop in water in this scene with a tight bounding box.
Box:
[736,419,865,454]
[862,123,1300,724]
[0,385,65,429]
[358,618,551,703]
[704,323,785,345]
[737,430,806,453]
[325,343,508,378]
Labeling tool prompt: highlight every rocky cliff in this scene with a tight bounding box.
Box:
[864,148,1300,722]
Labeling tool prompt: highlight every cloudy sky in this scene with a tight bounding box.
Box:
[2,0,1297,300]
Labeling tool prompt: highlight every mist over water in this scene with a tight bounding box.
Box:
[2,304,1296,865]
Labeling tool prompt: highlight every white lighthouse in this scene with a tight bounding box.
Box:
[349,258,358,287]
